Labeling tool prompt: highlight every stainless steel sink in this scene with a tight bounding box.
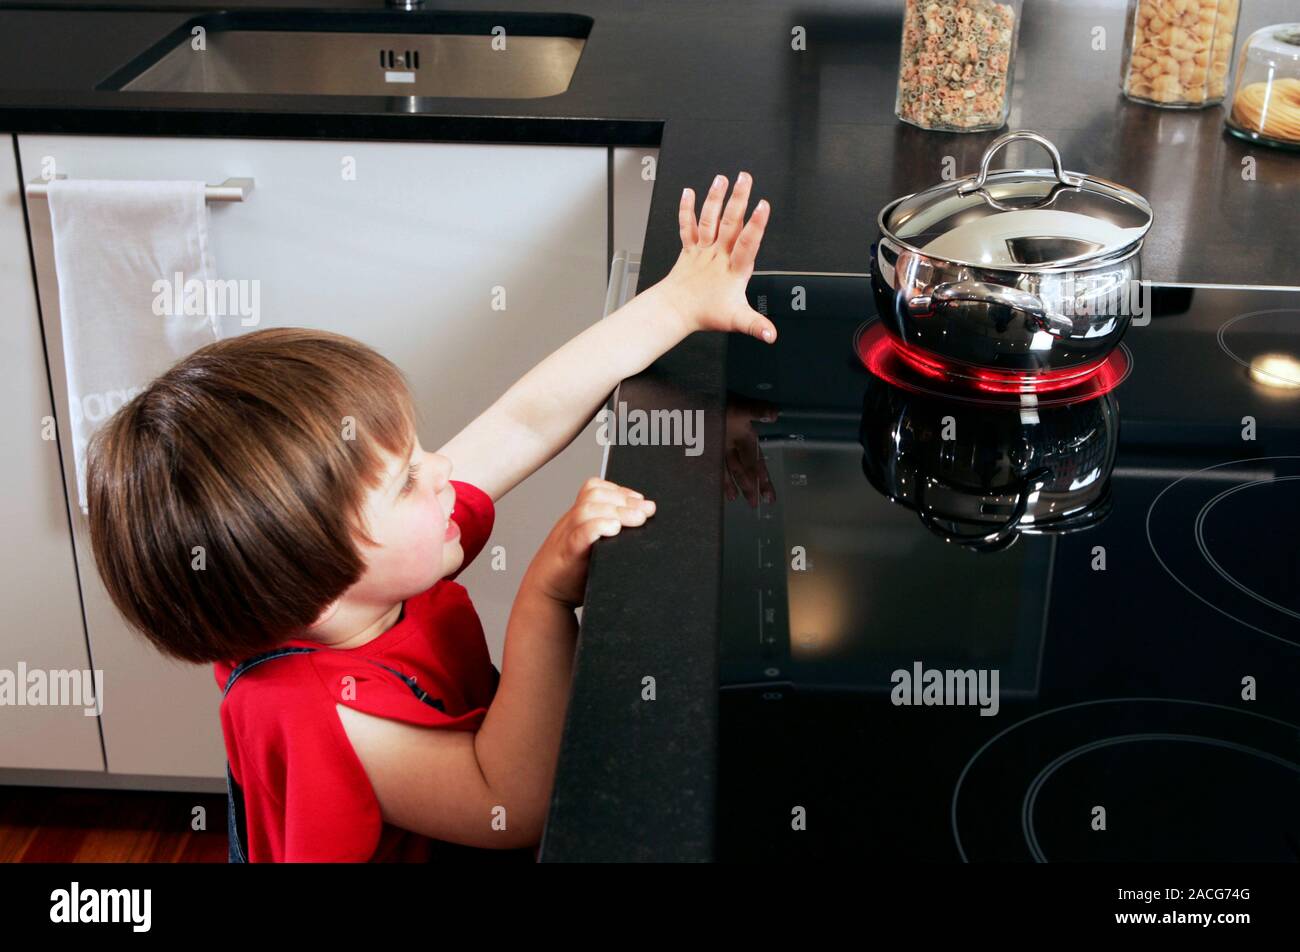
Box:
[99,11,591,99]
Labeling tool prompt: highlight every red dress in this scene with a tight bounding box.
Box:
[213,479,505,862]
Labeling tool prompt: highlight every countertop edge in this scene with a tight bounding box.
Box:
[0,106,665,146]
[539,330,728,863]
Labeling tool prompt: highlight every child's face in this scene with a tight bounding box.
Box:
[349,433,464,605]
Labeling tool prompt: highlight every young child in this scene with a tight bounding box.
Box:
[84,172,775,862]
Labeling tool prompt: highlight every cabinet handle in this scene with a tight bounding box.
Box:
[25,175,254,203]
[604,250,640,318]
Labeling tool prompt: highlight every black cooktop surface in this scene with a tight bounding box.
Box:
[718,273,1300,862]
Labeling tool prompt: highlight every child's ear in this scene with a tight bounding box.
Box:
[309,599,341,629]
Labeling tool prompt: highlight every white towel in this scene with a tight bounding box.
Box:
[45,180,221,513]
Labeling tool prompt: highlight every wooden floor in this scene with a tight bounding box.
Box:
[0,786,228,862]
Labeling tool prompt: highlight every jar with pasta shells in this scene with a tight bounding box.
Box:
[1121,0,1241,107]
[895,0,1024,132]
[1225,24,1300,150]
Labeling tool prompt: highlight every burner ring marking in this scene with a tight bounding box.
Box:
[952,697,1300,863]
[1021,732,1300,862]
[1145,456,1300,649]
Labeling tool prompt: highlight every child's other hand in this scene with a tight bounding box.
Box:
[660,172,776,345]
[522,477,656,608]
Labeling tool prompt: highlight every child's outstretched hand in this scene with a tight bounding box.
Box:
[660,172,777,345]
[522,477,656,608]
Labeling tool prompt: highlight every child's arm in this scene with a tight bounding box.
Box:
[439,172,775,502]
[334,477,650,848]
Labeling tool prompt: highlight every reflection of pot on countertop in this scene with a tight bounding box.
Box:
[858,374,1119,552]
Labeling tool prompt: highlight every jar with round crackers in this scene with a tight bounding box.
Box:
[1225,23,1300,150]
[1121,0,1241,107]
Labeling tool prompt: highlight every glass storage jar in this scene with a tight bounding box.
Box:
[1121,0,1241,107]
[1225,24,1300,150]
[895,0,1024,132]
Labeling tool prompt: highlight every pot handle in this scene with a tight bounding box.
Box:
[908,281,1075,337]
[915,466,1052,552]
[957,130,1083,197]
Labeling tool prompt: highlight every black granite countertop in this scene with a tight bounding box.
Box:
[3,0,1297,861]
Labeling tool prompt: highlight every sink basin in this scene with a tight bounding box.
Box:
[99,11,591,99]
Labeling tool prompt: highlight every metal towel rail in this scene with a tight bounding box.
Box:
[25,175,254,202]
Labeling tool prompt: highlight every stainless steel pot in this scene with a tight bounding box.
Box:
[871,131,1154,374]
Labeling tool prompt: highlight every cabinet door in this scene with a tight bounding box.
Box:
[0,135,103,771]
[20,134,608,779]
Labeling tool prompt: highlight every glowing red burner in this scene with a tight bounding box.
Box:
[855,321,1131,407]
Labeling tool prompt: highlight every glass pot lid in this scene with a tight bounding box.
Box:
[880,131,1154,270]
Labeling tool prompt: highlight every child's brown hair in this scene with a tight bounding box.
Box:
[86,327,417,664]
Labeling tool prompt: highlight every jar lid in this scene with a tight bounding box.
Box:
[1244,23,1300,65]
[879,131,1153,270]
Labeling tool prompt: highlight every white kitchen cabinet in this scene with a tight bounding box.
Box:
[19,134,617,780]
[0,135,104,772]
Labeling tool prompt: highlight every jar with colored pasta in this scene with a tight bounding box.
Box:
[1121,0,1241,107]
[895,0,1023,133]
[1225,24,1300,150]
